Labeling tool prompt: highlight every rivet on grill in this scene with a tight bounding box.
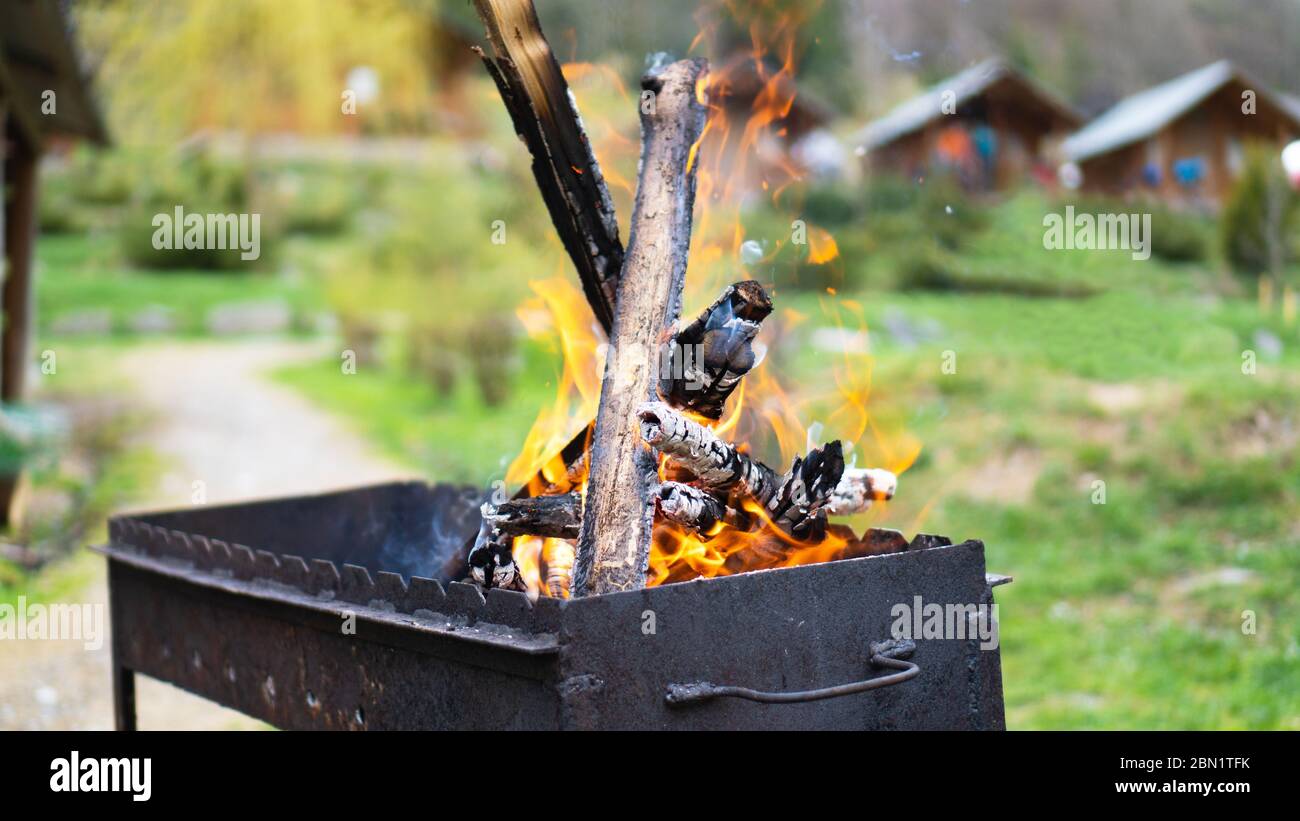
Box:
[354,707,365,726]
[225,664,237,683]
[306,690,319,709]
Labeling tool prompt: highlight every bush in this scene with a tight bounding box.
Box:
[67,150,136,206]
[117,151,273,271]
[1148,207,1210,262]
[896,242,1096,298]
[37,179,89,234]
[800,182,859,227]
[1220,143,1299,275]
[269,169,358,236]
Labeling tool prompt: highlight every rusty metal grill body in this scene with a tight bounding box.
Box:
[101,482,1007,730]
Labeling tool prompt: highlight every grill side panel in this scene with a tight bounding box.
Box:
[108,559,561,730]
[556,541,1004,730]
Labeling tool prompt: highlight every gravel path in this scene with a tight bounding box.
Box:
[0,339,410,730]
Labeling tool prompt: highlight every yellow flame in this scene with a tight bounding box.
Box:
[506,0,928,591]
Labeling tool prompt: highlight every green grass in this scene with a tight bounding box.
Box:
[273,339,572,486]
[37,231,330,338]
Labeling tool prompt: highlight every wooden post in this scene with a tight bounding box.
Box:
[2,133,38,403]
[571,58,708,596]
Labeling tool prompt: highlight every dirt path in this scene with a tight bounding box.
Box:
[0,339,410,730]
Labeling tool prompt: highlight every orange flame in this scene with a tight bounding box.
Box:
[505,0,922,593]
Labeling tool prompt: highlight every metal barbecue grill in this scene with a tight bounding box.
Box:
[100,481,1008,730]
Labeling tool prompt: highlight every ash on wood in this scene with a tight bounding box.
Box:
[661,280,773,419]
[487,492,582,539]
[826,466,898,516]
[639,401,845,541]
[472,0,624,332]
[656,481,750,536]
[571,58,709,597]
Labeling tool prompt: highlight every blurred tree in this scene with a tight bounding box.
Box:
[74,0,440,141]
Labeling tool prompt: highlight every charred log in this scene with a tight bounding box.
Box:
[467,510,528,592]
[471,0,624,332]
[637,401,845,541]
[486,492,582,539]
[660,280,773,419]
[826,466,898,516]
[655,481,751,536]
[572,58,709,597]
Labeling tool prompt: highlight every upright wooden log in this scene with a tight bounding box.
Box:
[0,117,38,529]
[571,58,708,596]
[2,135,38,404]
[471,0,624,332]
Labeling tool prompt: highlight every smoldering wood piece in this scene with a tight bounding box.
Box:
[467,511,527,592]
[638,400,845,540]
[637,400,781,500]
[762,441,845,542]
[486,492,583,539]
[471,0,624,332]
[539,539,576,598]
[825,466,899,516]
[660,280,773,419]
[572,58,709,597]
[655,481,751,536]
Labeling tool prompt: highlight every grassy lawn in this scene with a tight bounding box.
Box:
[273,192,1300,729]
[36,232,330,338]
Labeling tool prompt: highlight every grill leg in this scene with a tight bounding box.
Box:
[114,666,137,731]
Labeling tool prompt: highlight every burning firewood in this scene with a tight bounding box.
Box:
[463,0,905,598]
[655,481,750,536]
[571,57,709,597]
[485,492,582,539]
[467,512,528,592]
[637,401,845,541]
[826,467,898,516]
[471,0,624,332]
[660,280,773,419]
[539,538,576,598]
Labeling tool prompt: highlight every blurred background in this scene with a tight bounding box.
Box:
[2,0,1299,729]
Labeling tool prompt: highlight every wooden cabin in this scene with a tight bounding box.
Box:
[1062,61,1300,206]
[0,1,108,524]
[853,58,1081,191]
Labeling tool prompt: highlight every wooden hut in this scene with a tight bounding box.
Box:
[0,1,108,524]
[1062,61,1300,206]
[853,58,1081,191]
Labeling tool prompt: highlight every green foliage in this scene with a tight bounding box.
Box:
[1148,206,1210,262]
[1220,143,1299,275]
[117,150,267,272]
[0,406,62,477]
[322,154,536,403]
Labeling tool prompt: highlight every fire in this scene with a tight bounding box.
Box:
[504,0,921,593]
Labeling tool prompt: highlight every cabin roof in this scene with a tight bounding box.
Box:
[852,58,1081,152]
[1063,60,1300,163]
[0,0,108,148]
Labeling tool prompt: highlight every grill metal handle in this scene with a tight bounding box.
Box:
[665,638,919,706]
